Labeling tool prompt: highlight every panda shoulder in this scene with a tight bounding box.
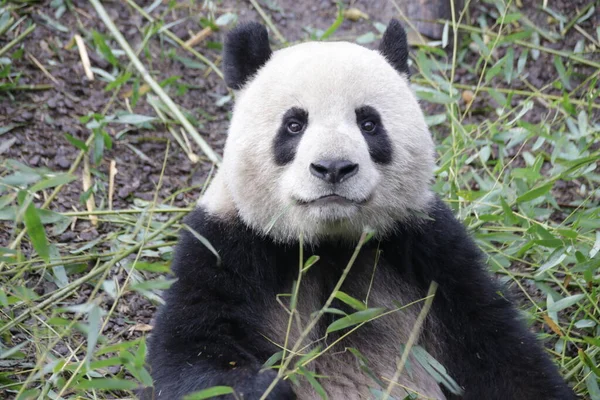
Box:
[171,207,255,277]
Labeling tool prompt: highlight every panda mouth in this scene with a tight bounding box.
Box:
[296,194,366,206]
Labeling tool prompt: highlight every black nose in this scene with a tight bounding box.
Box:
[309,159,359,184]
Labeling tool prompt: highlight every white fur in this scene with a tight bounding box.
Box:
[201,41,435,243]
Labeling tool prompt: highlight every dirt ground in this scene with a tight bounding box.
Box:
[1,0,598,394]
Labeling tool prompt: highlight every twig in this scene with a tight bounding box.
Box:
[89,0,221,165]
[248,0,286,44]
[74,34,94,81]
[108,160,117,210]
[27,53,58,84]
[185,26,213,47]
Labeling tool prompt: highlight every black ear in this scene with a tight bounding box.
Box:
[379,19,410,77]
[223,22,272,90]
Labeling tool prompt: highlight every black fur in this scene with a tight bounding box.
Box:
[223,22,272,90]
[379,19,410,76]
[273,107,308,165]
[146,198,574,399]
[355,106,393,164]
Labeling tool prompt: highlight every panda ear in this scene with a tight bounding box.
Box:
[223,22,272,90]
[379,19,410,77]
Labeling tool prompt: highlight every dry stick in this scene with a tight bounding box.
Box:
[381,281,438,400]
[108,160,117,210]
[0,212,185,335]
[89,0,221,165]
[0,23,36,57]
[248,0,286,44]
[27,53,59,84]
[185,26,213,48]
[74,34,94,81]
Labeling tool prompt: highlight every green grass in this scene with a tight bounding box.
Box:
[1,0,599,399]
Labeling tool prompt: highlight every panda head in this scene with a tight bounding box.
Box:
[201,20,435,243]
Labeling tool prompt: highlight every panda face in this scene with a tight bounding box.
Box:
[202,30,435,243]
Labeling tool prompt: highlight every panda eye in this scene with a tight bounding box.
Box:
[287,121,304,134]
[361,120,377,133]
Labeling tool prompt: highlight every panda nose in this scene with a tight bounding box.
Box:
[309,159,359,184]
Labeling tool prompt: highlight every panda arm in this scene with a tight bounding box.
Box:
[147,209,294,400]
[400,198,574,400]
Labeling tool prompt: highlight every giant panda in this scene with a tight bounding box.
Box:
[146,20,574,400]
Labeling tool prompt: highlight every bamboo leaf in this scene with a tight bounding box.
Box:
[23,201,49,262]
[183,386,234,399]
[326,307,385,333]
[334,291,367,311]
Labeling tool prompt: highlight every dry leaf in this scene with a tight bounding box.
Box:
[343,8,369,22]
[462,90,475,105]
[542,314,563,336]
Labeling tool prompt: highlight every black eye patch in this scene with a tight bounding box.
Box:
[355,106,393,164]
[273,107,308,165]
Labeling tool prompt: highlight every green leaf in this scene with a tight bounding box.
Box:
[114,114,156,125]
[92,30,117,66]
[302,255,320,273]
[334,291,367,311]
[516,182,553,203]
[326,307,385,333]
[0,123,23,135]
[185,224,221,266]
[553,55,571,90]
[133,261,171,273]
[64,133,89,151]
[535,250,566,277]
[262,351,283,369]
[76,378,137,390]
[93,128,105,164]
[415,89,459,104]
[85,304,102,369]
[320,5,343,40]
[356,32,377,44]
[29,174,76,192]
[23,201,49,262]
[299,366,328,400]
[131,278,177,291]
[547,294,585,313]
[183,386,234,399]
[412,346,463,395]
[105,70,132,91]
